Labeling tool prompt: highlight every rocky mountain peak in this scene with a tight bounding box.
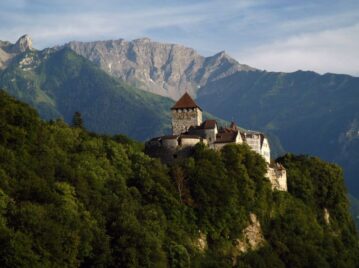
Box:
[133,37,152,43]
[214,50,226,58]
[14,34,33,52]
[64,37,256,99]
[0,35,33,69]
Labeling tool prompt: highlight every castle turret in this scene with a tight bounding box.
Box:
[171,92,202,135]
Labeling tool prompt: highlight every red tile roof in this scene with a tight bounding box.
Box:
[201,119,217,129]
[215,131,238,143]
[171,92,202,111]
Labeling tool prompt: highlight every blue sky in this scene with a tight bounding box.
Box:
[1,0,359,75]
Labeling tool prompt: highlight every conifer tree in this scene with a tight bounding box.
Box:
[72,111,83,128]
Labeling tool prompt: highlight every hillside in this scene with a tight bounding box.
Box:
[197,70,359,198]
[0,47,174,140]
[0,90,358,267]
[64,38,254,99]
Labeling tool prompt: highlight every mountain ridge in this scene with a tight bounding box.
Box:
[63,37,255,99]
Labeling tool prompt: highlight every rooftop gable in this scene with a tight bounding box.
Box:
[201,119,217,129]
[171,92,202,111]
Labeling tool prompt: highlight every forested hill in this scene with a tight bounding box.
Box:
[0,91,358,267]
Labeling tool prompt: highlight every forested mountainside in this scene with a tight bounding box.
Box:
[197,70,359,198]
[0,91,358,267]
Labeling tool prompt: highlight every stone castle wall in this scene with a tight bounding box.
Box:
[172,108,202,135]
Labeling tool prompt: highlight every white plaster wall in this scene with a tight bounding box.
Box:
[235,132,243,144]
[204,127,217,144]
[245,135,261,154]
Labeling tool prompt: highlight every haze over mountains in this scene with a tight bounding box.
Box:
[0,35,359,203]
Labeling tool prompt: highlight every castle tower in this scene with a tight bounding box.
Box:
[171,92,202,135]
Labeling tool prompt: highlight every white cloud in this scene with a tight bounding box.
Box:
[237,23,359,76]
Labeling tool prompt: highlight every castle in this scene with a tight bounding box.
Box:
[145,93,287,191]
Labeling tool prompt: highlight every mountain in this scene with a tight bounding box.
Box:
[64,38,254,100]
[196,70,359,198]
[0,35,33,69]
[0,91,358,267]
[0,45,174,140]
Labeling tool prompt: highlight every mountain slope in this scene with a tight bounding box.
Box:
[65,38,254,99]
[197,70,359,197]
[0,47,173,140]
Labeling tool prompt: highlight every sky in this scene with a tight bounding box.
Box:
[0,0,358,76]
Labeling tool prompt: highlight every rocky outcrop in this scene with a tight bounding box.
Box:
[324,208,330,225]
[232,213,265,265]
[194,231,208,252]
[0,35,33,69]
[266,163,287,191]
[12,34,33,53]
[64,38,255,99]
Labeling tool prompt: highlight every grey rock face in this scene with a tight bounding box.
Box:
[13,34,33,53]
[0,34,33,69]
[65,38,255,99]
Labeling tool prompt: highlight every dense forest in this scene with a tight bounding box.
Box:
[0,90,358,267]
